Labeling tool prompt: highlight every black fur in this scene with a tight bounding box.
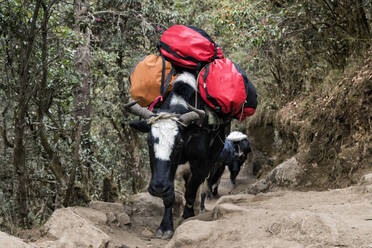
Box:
[129,72,229,239]
[200,137,251,211]
[129,120,151,133]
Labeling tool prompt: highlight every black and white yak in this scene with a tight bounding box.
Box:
[125,71,229,239]
[201,131,251,204]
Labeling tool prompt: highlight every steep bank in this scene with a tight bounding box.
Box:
[248,49,372,189]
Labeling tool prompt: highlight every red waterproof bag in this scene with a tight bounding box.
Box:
[198,58,257,121]
[234,79,257,121]
[158,25,224,70]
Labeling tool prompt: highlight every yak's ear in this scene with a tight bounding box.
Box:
[129,120,151,133]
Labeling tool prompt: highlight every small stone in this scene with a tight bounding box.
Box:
[141,228,153,237]
[361,173,372,185]
[117,212,130,227]
[106,212,116,225]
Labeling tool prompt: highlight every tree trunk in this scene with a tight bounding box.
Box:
[356,0,370,38]
[12,0,42,227]
[63,121,82,206]
[13,100,28,227]
[73,0,92,197]
[38,1,67,189]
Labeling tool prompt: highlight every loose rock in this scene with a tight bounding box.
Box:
[0,231,35,248]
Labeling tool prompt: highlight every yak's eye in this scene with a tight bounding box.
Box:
[173,136,184,151]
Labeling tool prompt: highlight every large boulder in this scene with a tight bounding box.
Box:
[124,192,165,234]
[127,192,164,217]
[89,201,125,214]
[0,231,35,248]
[165,220,216,248]
[245,156,304,194]
[72,206,107,226]
[87,201,130,227]
[33,208,110,248]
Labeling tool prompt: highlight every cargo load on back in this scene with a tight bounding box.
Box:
[129,55,177,109]
[158,25,224,70]
[129,25,257,121]
[198,58,257,121]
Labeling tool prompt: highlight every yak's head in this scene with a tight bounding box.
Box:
[125,102,204,199]
[228,139,251,185]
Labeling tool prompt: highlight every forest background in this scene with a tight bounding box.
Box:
[0,0,371,232]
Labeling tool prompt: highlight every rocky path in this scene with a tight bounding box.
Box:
[167,166,372,248]
[2,160,372,248]
[168,185,372,248]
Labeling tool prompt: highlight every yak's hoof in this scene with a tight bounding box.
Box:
[155,228,174,240]
[162,230,174,240]
[182,209,195,219]
[206,192,212,200]
[155,228,163,238]
[210,193,220,199]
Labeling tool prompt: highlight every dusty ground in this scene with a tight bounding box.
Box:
[3,165,372,248]
[168,187,372,248]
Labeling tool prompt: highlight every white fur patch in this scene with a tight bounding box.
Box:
[151,119,179,161]
[174,72,197,90]
[226,131,247,142]
[170,94,187,107]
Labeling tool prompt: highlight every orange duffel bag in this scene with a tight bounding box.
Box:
[130,55,177,108]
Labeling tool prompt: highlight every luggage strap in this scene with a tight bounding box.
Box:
[148,56,175,111]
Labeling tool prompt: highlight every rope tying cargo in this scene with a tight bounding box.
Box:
[147,112,187,127]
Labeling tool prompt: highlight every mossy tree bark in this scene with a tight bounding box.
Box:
[72,0,93,201]
[13,0,42,227]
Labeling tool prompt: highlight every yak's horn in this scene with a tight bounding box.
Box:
[186,104,205,119]
[124,101,153,119]
[179,105,205,125]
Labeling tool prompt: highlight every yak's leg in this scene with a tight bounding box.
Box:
[182,172,206,219]
[212,178,221,197]
[200,180,208,212]
[155,193,175,239]
[208,165,225,198]
[200,192,206,212]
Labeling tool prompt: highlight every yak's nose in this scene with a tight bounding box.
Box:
[148,180,171,196]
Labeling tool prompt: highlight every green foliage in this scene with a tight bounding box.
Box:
[210,0,371,106]
[0,0,202,230]
[0,0,371,231]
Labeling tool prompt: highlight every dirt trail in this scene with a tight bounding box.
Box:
[6,164,372,248]
[167,168,372,248]
[22,166,255,248]
[113,166,256,248]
